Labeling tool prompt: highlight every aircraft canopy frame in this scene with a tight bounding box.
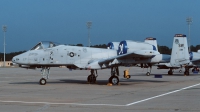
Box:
[31,41,60,50]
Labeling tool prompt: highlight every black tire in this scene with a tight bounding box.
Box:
[39,78,46,85]
[146,72,150,76]
[168,71,170,75]
[87,75,96,83]
[192,69,194,72]
[185,71,189,76]
[109,76,119,85]
[87,75,91,82]
[168,70,173,75]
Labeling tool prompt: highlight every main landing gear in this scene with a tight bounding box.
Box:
[39,67,50,85]
[87,66,120,85]
[167,67,190,76]
[184,66,190,76]
[145,64,152,76]
[168,68,173,75]
[108,66,120,85]
[192,67,199,73]
[141,63,152,76]
[87,69,98,84]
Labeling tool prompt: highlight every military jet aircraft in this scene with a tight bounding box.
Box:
[157,34,200,75]
[12,40,170,85]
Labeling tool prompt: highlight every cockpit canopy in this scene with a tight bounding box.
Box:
[31,41,60,50]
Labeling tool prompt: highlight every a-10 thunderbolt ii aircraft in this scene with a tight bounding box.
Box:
[157,34,200,75]
[12,39,170,85]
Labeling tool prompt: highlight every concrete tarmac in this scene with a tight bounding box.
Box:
[0,66,200,112]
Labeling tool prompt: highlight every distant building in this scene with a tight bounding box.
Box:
[0,61,13,67]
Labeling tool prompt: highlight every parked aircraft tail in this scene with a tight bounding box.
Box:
[144,37,158,51]
[170,34,190,67]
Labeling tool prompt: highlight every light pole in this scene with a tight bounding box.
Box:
[2,25,7,67]
[86,21,92,47]
[186,17,192,52]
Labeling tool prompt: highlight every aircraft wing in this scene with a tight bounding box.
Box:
[86,50,157,69]
[102,50,155,62]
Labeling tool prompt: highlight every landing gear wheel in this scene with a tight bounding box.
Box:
[39,78,46,85]
[146,72,150,76]
[168,70,173,75]
[184,71,189,76]
[123,74,131,79]
[192,69,194,72]
[109,76,119,85]
[87,75,96,83]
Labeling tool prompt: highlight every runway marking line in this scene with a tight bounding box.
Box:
[0,83,200,107]
[126,83,200,106]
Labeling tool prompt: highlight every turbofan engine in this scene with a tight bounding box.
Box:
[117,40,158,55]
[107,42,120,50]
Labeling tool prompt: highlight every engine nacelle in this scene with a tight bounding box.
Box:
[107,42,120,50]
[144,37,158,51]
[117,40,158,55]
[190,52,200,61]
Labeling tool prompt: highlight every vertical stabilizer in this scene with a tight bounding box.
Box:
[144,37,158,51]
[170,34,190,67]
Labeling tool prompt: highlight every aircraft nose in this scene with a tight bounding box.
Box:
[12,56,20,63]
[12,52,28,64]
[12,56,16,62]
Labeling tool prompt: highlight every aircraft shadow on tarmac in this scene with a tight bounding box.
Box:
[61,79,168,85]
[9,72,199,85]
[9,78,168,86]
[9,82,40,85]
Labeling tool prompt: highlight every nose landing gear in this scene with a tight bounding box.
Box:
[39,67,50,85]
[39,78,47,85]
